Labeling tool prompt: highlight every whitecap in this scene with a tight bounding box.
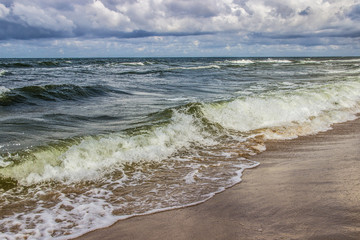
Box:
[0,86,10,95]
[201,79,360,139]
[258,58,292,64]
[0,70,8,77]
[0,110,216,184]
[171,65,221,70]
[122,62,145,66]
[223,59,254,65]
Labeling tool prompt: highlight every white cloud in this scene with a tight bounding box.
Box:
[12,2,75,32]
[72,1,131,31]
[0,0,360,57]
[0,3,10,18]
[2,0,359,38]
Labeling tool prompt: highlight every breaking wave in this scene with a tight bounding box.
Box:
[1,78,359,185]
[1,57,360,240]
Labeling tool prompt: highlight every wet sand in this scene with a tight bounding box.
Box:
[75,118,360,240]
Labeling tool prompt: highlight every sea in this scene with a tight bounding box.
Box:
[0,57,359,239]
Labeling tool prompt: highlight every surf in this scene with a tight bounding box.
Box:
[1,57,360,240]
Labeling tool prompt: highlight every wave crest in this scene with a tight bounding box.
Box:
[202,79,360,138]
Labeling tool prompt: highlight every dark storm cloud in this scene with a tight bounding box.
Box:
[0,20,68,40]
[348,4,360,20]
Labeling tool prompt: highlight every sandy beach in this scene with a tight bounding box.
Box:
[75,117,360,240]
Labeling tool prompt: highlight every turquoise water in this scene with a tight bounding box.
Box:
[0,57,360,239]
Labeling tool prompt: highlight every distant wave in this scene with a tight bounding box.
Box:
[221,59,255,65]
[117,69,167,75]
[120,61,154,66]
[122,62,145,66]
[216,59,295,67]
[0,84,130,106]
[0,60,73,68]
[0,62,34,68]
[258,58,293,64]
[116,64,221,75]
[297,59,322,65]
[37,61,60,67]
[323,58,360,63]
[218,58,293,65]
[171,65,221,70]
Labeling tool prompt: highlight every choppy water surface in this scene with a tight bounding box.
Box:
[0,57,360,239]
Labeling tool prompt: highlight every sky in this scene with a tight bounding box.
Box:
[0,0,360,58]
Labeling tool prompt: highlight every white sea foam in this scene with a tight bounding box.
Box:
[202,79,360,139]
[0,157,259,240]
[0,111,216,184]
[258,58,292,64]
[323,58,360,63]
[0,70,7,76]
[0,156,12,167]
[166,96,194,102]
[324,68,360,75]
[0,86,10,95]
[172,65,221,70]
[2,79,359,185]
[0,188,117,240]
[222,59,254,65]
[184,170,199,184]
[2,74,360,240]
[122,62,145,66]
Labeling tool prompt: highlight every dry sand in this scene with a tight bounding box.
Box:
[75,118,360,240]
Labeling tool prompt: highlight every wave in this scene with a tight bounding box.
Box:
[117,69,166,75]
[0,60,73,69]
[0,86,10,95]
[171,65,221,70]
[115,64,221,75]
[216,58,293,67]
[0,84,129,106]
[120,62,146,66]
[0,62,34,68]
[1,77,360,240]
[297,59,322,65]
[258,58,293,64]
[202,79,360,138]
[322,58,360,63]
[213,58,359,67]
[0,109,216,184]
[1,78,359,185]
[221,59,255,65]
[37,61,60,67]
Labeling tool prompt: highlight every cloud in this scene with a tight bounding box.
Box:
[298,6,311,16]
[348,4,360,20]
[0,0,359,57]
[164,0,221,18]
[0,3,10,18]
[0,20,68,40]
[12,2,75,32]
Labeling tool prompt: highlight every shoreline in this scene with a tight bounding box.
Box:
[75,117,360,240]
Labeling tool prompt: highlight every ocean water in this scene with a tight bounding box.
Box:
[0,57,360,239]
